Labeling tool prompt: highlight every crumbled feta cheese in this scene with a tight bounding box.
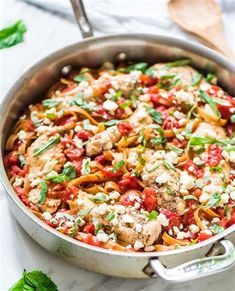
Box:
[189,224,199,234]
[28,189,40,204]
[74,136,83,149]
[220,193,229,204]
[199,193,210,203]
[135,223,143,233]
[43,160,58,173]
[103,100,118,112]
[47,171,58,178]
[230,191,235,201]
[165,151,178,165]
[115,205,126,214]
[18,130,27,141]
[30,178,41,188]
[122,214,134,224]
[81,158,91,175]
[154,150,166,159]
[157,213,169,227]
[229,151,235,163]
[180,171,195,193]
[13,176,24,188]
[42,212,52,221]
[134,240,144,250]
[139,94,150,102]
[174,90,194,106]
[109,191,121,200]
[74,125,82,132]
[155,172,171,184]
[173,111,185,120]
[65,221,74,228]
[176,232,185,240]
[96,203,108,215]
[96,230,109,243]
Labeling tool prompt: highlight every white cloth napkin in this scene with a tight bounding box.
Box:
[22,0,235,48]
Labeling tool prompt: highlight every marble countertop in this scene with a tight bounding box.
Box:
[1,0,235,290]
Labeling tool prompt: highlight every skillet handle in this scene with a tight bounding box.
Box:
[144,240,235,282]
[70,0,93,38]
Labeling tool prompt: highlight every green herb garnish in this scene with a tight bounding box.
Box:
[206,73,217,83]
[165,58,191,68]
[224,205,231,221]
[151,127,167,148]
[169,145,184,155]
[89,192,110,203]
[70,93,94,112]
[163,160,176,171]
[103,119,121,127]
[39,181,48,204]
[172,128,184,141]
[18,154,27,168]
[183,195,198,201]
[211,223,224,234]
[144,105,163,124]
[31,112,41,127]
[191,73,202,86]
[204,193,221,209]
[42,99,60,108]
[199,89,221,118]
[46,165,76,183]
[9,270,58,291]
[148,210,158,220]
[33,135,60,157]
[107,212,115,221]
[0,20,27,49]
[112,160,125,173]
[110,90,123,101]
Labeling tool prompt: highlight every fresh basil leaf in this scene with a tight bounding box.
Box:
[71,93,94,112]
[148,210,158,220]
[39,181,48,204]
[206,73,217,83]
[107,212,115,221]
[187,104,197,119]
[169,145,184,155]
[9,270,58,291]
[42,99,60,108]
[103,119,121,127]
[112,160,125,173]
[62,165,76,180]
[191,72,202,86]
[83,158,91,175]
[199,89,221,118]
[163,160,176,171]
[46,174,69,183]
[183,195,198,201]
[139,157,145,166]
[18,154,27,168]
[188,136,225,147]
[211,223,224,234]
[110,90,123,101]
[74,74,88,82]
[165,58,191,68]
[204,193,221,209]
[33,135,60,157]
[30,112,41,127]
[213,97,231,106]
[120,100,132,109]
[145,68,157,77]
[0,20,27,49]
[224,205,231,221]
[166,186,174,195]
[89,192,110,203]
[172,128,184,141]
[144,105,163,124]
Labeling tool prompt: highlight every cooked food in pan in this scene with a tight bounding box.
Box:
[4,59,235,252]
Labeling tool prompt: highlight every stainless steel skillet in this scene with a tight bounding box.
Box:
[1,0,235,281]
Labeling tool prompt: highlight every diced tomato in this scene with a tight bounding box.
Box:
[118,174,139,191]
[98,78,111,94]
[142,187,157,212]
[10,165,28,177]
[95,155,106,165]
[117,123,133,136]
[150,93,173,107]
[219,214,235,228]
[160,209,181,230]
[227,124,235,137]
[101,167,123,178]
[24,120,35,131]
[15,187,30,206]
[115,108,125,119]
[64,148,84,161]
[82,234,104,247]
[197,233,213,242]
[56,114,75,125]
[44,220,58,229]
[148,86,159,94]
[163,116,180,130]
[119,190,141,207]
[83,223,95,235]
[61,134,75,146]
[62,186,78,202]
[76,130,91,141]
[205,144,223,167]
[182,207,196,225]
[4,152,19,167]
[183,160,204,179]
[140,75,158,86]
[93,107,111,120]
[61,84,77,93]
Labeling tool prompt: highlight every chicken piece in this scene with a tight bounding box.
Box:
[142,164,185,215]
[113,213,161,246]
[129,103,153,128]
[25,134,66,184]
[77,190,96,212]
[193,122,227,139]
[86,126,121,156]
[151,64,198,87]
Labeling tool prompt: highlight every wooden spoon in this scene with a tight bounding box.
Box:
[168,0,235,60]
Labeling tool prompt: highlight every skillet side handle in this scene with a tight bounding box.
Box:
[70,0,93,38]
[144,240,235,282]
